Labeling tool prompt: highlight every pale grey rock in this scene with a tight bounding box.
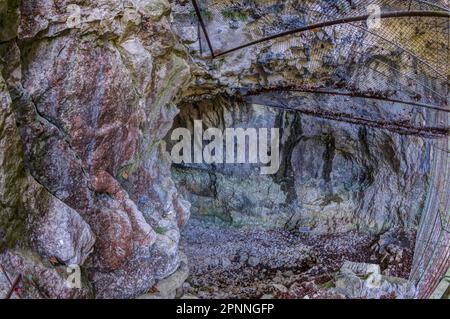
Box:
[154,252,189,296]
[272,284,288,293]
[137,252,189,299]
[340,261,381,277]
[177,25,198,44]
[132,0,170,20]
[171,97,430,235]
[221,257,232,268]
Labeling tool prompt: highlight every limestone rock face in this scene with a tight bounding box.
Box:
[137,252,189,299]
[1,0,191,298]
[371,227,416,278]
[0,248,93,299]
[340,261,381,277]
[331,261,416,299]
[169,1,444,235]
[0,61,27,251]
[0,0,447,299]
[1,42,94,298]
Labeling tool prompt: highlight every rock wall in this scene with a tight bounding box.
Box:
[170,95,430,234]
[0,0,191,298]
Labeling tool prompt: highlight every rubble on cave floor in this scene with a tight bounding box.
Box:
[178,218,416,299]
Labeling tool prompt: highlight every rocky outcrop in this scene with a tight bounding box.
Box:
[1,32,94,299]
[168,0,449,298]
[168,1,446,237]
[370,227,415,278]
[275,260,416,299]
[1,0,191,298]
[0,58,27,252]
[25,179,95,267]
[330,261,416,299]
[137,252,189,299]
[0,0,447,299]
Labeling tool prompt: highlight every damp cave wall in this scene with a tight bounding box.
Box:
[0,0,448,299]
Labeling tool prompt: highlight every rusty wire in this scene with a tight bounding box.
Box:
[212,10,449,57]
[243,85,449,112]
[192,0,449,59]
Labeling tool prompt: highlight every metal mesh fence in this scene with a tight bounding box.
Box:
[191,0,449,112]
[188,0,450,298]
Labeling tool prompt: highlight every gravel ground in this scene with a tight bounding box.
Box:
[180,218,377,299]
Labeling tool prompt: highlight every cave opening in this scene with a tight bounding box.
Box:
[165,0,449,299]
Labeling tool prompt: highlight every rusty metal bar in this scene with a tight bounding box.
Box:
[243,86,449,112]
[213,10,450,57]
[191,0,215,58]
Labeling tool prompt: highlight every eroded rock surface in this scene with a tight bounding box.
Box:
[166,0,449,238]
[180,218,377,299]
[330,261,416,299]
[1,0,191,298]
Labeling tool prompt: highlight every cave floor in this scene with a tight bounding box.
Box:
[180,218,384,299]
